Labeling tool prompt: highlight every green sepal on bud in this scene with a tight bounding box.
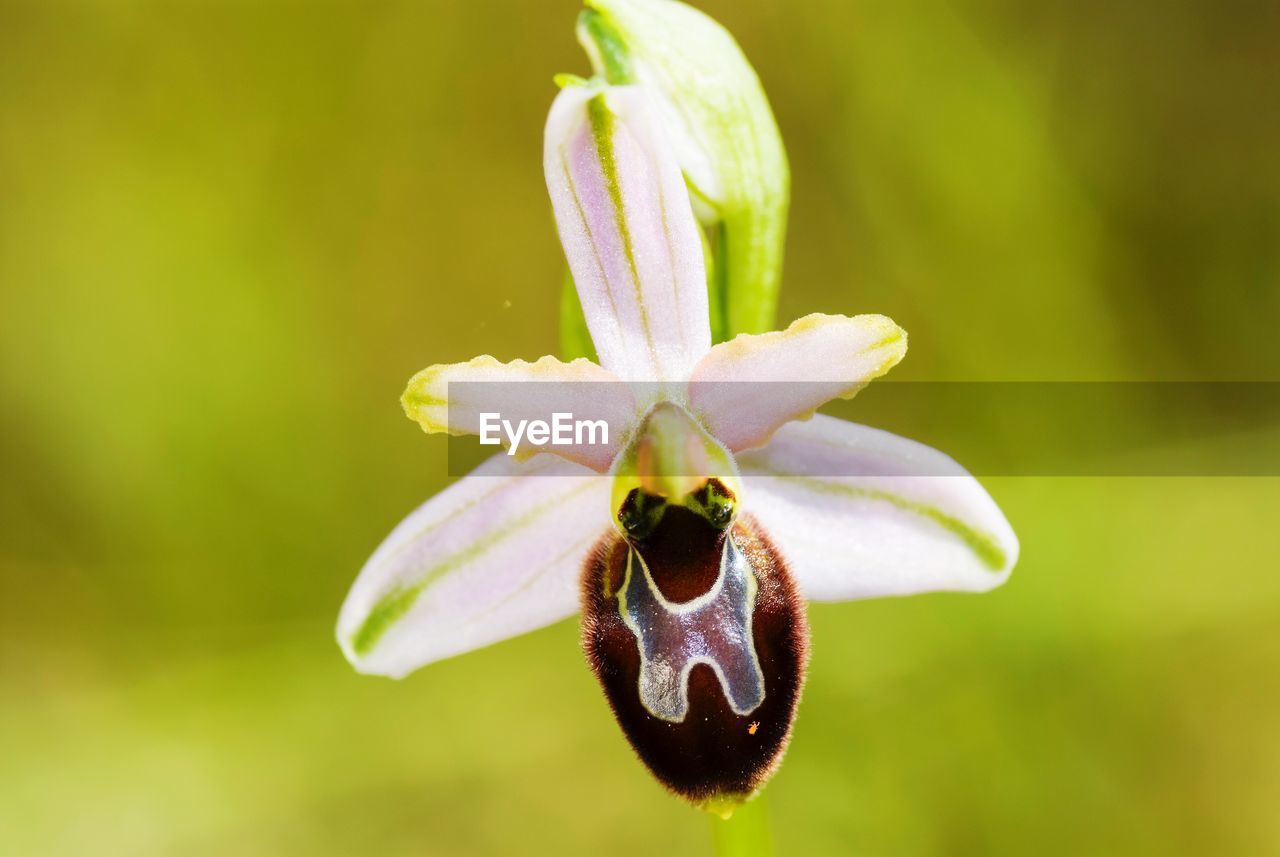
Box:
[574,0,790,340]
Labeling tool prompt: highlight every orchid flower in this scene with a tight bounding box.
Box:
[337,79,1019,816]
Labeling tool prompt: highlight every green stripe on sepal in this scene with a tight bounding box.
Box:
[586,91,660,355]
[348,480,598,657]
[576,0,789,338]
[768,472,1008,572]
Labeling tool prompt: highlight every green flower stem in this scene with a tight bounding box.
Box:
[711,796,774,857]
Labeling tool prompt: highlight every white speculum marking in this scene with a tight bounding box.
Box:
[617,535,766,723]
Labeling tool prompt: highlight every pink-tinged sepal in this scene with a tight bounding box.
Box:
[544,83,711,382]
[338,454,613,677]
[739,415,1019,600]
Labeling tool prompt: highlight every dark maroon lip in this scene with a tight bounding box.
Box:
[581,510,810,804]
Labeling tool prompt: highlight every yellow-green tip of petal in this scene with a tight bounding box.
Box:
[400,365,449,434]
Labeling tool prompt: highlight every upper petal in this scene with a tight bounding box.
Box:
[401,355,634,472]
[337,453,613,678]
[544,84,711,382]
[688,313,907,452]
[738,415,1018,600]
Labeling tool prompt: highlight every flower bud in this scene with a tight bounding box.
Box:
[574,0,790,339]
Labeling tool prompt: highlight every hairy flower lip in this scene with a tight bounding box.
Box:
[582,511,808,808]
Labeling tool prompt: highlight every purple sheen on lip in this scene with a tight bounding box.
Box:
[619,534,766,723]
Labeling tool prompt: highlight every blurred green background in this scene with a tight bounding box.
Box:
[2,0,1278,854]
